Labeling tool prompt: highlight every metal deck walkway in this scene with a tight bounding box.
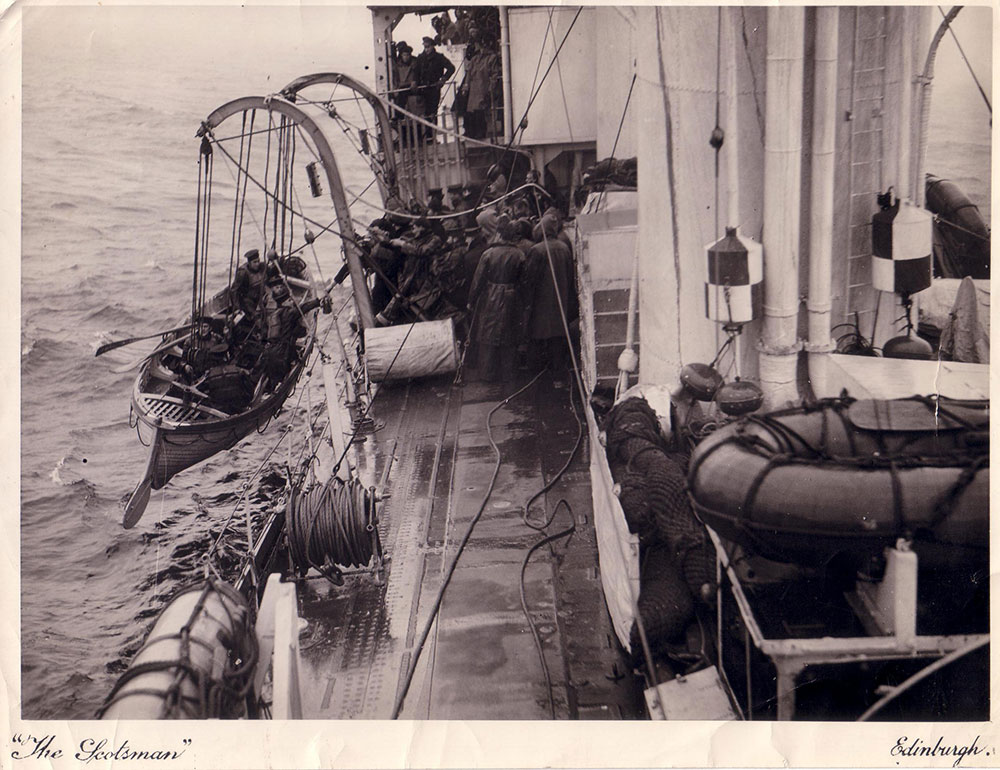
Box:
[294,373,641,719]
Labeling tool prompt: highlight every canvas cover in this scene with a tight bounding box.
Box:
[364,318,459,382]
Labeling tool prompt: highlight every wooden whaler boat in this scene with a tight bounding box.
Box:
[126,280,318,528]
[122,108,328,528]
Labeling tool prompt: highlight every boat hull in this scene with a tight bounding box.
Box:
[134,354,307,489]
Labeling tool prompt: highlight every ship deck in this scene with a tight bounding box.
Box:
[293,371,643,719]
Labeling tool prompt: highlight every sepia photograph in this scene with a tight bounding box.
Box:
[6,1,995,766]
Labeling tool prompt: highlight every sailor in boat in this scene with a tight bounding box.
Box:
[259,281,322,392]
[414,36,455,125]
[231,248,267,318]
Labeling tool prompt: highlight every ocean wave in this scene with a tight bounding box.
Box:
[84,302,144,326]
[49,455,95,490]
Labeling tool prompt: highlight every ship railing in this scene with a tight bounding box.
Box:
[389,108,469,201]
[707,527,989,720]
[254,573,304,718]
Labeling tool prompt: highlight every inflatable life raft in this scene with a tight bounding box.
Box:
[926,174,990,280]
[99,580,257,719]
[687,397,988,568]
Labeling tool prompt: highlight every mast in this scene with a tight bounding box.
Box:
[200,96,377,330]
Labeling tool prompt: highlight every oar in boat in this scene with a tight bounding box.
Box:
[122,427,164,529]
[96,323,197,357]
[110,333,193,374]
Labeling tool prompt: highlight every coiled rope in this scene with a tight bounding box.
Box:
[287,476,380,584]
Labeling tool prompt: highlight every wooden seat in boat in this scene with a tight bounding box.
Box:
[137,393,230,425]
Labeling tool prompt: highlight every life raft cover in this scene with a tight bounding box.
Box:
[687,397,988,567]
[364,318,459,382]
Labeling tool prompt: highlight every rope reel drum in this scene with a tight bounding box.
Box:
[287,475,383,584]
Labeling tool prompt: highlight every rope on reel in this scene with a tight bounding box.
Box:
[287,475,381,585]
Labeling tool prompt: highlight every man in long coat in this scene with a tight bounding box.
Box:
[523,215,576,373]
[391,42,423,117]
[415,37,456,123]
[466,217,527,382]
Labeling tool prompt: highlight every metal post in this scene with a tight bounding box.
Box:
[500,6,514,143]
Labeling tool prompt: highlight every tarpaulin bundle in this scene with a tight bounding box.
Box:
[605,397,716,602]
[629,543,694,656]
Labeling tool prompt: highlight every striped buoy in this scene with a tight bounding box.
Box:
[871,197,933,295]
[704,227,763,324]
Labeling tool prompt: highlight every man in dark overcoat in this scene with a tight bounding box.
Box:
[466,216,527,382]
[523,215,576,373]
[415,36,456,123]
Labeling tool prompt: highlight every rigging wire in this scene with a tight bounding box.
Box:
[538,101,664,699]
[549,12,576,147]
[517,369,586,719]
[519,499,577,719]
[228,111,248,294]
[527,191,661,696]
[479,6,584,206]
[204,317,342,577]
[263,109,273,248]
[933,212,991,241]
[236,110,256,260]
[214,130,553,239]
[526,10,555,107]
[593,72,638,213]
[510,7,583,147]
[937,5,992,118]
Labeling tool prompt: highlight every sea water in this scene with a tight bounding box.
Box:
[19,6,991,719]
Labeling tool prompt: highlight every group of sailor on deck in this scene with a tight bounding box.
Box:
[390,7,504,140]
[362,180,577,384]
